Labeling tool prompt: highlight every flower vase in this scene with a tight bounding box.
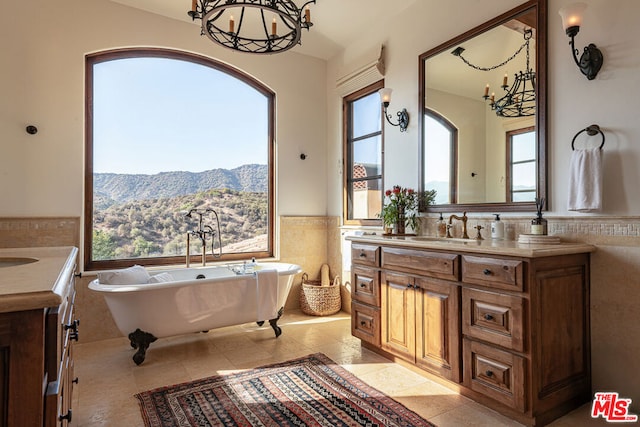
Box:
[396,207,406,235]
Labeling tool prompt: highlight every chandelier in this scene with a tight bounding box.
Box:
[188,0,316,54]
[452,29,536,118]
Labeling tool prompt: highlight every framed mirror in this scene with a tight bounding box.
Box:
[419,0,546,212]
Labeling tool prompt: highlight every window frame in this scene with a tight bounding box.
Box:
[84,48,275,271]
[342,80,385,226]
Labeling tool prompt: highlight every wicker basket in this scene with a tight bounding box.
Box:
[299,273,341,316]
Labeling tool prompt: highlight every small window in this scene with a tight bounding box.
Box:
[85,49,274,270]
[343,81,384,224]
[507,127,536,202]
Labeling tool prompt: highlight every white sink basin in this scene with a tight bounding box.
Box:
[0,257,39,268]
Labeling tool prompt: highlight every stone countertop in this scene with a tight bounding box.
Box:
[0,246,78,313]
[346,234,596,258]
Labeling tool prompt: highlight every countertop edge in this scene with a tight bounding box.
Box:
[346,235,596,257]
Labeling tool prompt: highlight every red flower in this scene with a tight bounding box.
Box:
[385,190,392,196]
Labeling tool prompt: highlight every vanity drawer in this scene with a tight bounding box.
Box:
[462,288,525,352]
[351,301,380,346]
[463,339,526,412]
[462,255,524,291]
[352,265,380,306]
[351,244,380,267]
[382,247,459,280]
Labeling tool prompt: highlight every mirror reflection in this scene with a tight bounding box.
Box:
[419,1,545,211]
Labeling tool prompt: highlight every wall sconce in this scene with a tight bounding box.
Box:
[378,88,409,132]
[558,3,603,80]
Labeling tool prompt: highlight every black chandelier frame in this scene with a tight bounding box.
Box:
[453,28,536,118]
[189,0,316,54]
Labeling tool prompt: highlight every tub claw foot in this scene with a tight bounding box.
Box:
[128,328,157,365]
[268,307,284,338]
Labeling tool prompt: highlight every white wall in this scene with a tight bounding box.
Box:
[326,0,640,217]
[0,0,327,219]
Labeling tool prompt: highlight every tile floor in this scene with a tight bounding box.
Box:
[74,310,608,426]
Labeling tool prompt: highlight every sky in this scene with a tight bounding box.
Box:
[93,57,269,175]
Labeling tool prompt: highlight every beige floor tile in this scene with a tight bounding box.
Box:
[74,310,601,427]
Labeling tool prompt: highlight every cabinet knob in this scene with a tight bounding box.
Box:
[74,272,82,278]
[360,321,366,326]
[359,282,366,288]
[72,377,79,384]
[484,313,494,321]
[70,331,79,341]
[59,410,72,422]
[359,252,367,258]
[485,370,494,377]
[483,268,492,275]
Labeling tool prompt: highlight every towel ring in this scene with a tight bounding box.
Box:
[571,124,605,150]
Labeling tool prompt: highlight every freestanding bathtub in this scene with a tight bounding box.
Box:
[88,262,301,365]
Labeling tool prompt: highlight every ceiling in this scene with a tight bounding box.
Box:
[109,0,419,60]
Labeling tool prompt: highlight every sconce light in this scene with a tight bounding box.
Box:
[378,88,409,132]
[558,3,603,80]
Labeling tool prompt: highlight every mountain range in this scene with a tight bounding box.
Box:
[94,164,267,202]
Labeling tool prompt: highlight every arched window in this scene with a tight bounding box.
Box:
[84,48,274,270]
[424,108,458,205]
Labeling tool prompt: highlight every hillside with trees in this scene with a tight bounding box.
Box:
[92,165,268,260]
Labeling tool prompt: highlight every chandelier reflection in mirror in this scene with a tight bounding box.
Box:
[452,29,536,118]
[188,0,316,54]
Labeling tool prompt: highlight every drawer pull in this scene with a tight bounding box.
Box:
[483,313,494,321]
[359,283,367,288]
[70,331,79,341]
[483,268,492,275]
[74,272,82,278]
[73,377,79,384]
[59,410,72,422]
[359,252,367,258]
[360,321,367,326]
[485,370,494,377]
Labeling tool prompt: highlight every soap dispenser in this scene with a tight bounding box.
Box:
[491,214,505,240]
[436,213,447,238]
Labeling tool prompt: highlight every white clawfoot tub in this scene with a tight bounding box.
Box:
[88,262,301,365]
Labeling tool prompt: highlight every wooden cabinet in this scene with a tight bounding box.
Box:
[380,270,460,382]
[0,248,78,427]
[44,278,78,427]
[350,240,592,426]
[350,244,381,347]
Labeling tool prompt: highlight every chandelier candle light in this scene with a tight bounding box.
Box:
[452,28,536,118]
[189,0,316,54]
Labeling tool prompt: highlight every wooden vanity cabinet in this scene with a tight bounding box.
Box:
[0,253,78,427]
[350,241,592,426]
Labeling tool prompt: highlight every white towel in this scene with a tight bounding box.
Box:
[255,269,279,322]
[568,148,603,212]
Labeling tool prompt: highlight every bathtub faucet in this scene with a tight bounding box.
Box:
[185,208,222,267]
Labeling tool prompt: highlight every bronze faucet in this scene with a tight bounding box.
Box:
[448,212,469,239]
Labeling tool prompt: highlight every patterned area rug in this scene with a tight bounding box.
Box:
[135,352,436,426]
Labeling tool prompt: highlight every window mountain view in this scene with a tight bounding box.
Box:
[92,164,268,260]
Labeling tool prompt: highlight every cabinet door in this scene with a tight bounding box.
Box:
[415,278,461,382]
[380,271,415,362]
